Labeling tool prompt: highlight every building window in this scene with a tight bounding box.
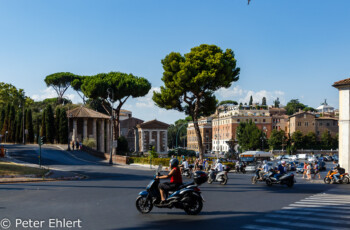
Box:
[263,119,265,123]
[320,122,323,126]
[305,122,308,127]
[297,122,301,126]
[327,123,330,126]
[237,119,240,122]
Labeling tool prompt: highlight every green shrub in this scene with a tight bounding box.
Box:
[150,146,158,158]
[83,138,96,148]
[129,157,171,166]
[168,148,196,157]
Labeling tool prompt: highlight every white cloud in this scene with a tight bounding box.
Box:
[30,87,78,103]
[217,85,286,105]
[135,87,160,108]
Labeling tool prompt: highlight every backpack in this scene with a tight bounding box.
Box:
[338,168,346,174]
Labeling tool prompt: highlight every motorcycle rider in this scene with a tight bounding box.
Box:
[156,158,183,204]
[274,161,285,180]
[180,157,189,174]
[332,162,345,182]
[258,160,269,180]
[213,159,223,172]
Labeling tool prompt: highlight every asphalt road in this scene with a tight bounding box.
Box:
[0,144,346,230]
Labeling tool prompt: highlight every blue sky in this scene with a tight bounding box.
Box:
[0,0,349,124]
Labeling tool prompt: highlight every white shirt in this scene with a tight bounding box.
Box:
[214,163,223,172]
[182,161,189,169]
[263,164,270,173]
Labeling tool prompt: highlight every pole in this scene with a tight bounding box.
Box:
[22,103,25,145]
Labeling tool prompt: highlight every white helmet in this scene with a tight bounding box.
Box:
[216,159,221,163]
[263,160,267,164]
[281,161,286,164]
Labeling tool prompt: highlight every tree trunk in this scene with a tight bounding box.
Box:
[193,99,204,160]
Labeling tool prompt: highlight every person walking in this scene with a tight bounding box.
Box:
[71,141,75,151]
[313,162,321,179]
[302,163,308,179]
[306,163,312,180]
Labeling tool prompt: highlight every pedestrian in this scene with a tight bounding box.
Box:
[313,162,321,179]
[302,163,308,179]
[71,141,75,151]
[307,163,312,180]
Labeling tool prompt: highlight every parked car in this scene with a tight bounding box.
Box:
[308,156,317,163]
[296,162,304,173]
[297,154,308,160]
[323,156,333,161]
[290,155,298,161]
[332,155,339,162]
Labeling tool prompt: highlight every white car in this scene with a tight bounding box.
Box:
[290,155,297,161]
[308,156,317,162]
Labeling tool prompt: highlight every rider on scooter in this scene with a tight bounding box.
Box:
[274,161,286,180]
[258,160,270,180]
[156,158,183,205]
[213,159,223,172]
[180,157,189,174]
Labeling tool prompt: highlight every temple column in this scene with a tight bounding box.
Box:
[157,130,160,153]
[73,119,77,142]
[99,119,105,153]
[106,120,110,153]
[93,118,97,150]
[83,119,88,141]
[140,130,144,152]
[164,131,168,153]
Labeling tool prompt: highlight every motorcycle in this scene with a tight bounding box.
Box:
[181,165,194,178]
[265,170,296,188]
[324,170,350,184]
[251,169,268,184]
[207,167,230,185]
[135,166,208,215]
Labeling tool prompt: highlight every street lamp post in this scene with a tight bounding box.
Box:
[5,131,8,143]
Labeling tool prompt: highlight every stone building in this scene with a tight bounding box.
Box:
[67,106,111,153]
[315,117,339,138]
[119,115,144,152]
[187,117,213,153]
[333,78,350,174]
[288,110,338,139]
[136,120,169,154]
[269,108,288,133]
[211,106,272,153]
[288,111,316,136]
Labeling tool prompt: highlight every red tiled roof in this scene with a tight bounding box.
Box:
[333,78,350,87]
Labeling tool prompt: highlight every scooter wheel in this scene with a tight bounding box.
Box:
[324,177,331,184]
[342,177,349,184]
[220,177,228,185]
[251,176,258,184]
[136,196,153,214]
[266,180,273,187]
[287,180,294,188]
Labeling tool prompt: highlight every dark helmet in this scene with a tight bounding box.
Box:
[170,158,179,168]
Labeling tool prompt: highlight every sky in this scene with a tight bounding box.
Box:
[0,0,349,124]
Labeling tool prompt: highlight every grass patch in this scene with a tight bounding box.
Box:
[0,161,49,177]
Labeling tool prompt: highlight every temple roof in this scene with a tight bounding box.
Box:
[136,119,169,129]
[333,78,350,88]
[67,106,110,119]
